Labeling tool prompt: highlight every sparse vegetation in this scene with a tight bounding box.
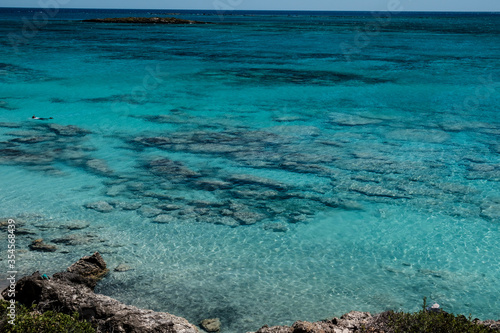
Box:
[0,300,95,333]
[385,298,496,333]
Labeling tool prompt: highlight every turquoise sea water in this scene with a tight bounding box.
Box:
[0,8,499,332]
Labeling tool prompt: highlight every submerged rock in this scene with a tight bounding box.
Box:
[51,233,100,246]
[200,318,221,332]
[157,203,183,211]
[0,122,21,128]
[85,201,114,213]
[349,183,410,199]
[480,203,500,222]
[86,158,113,176]
[230,189,281,200]
[64,221,91,230]
[215,216,239,227]
[385,128,450,143]
[114,264,133,272]
[152,214,176,223]
[10,136,55,144]
[139,206,163,218]
[46,123,91,137]
[228,174,288,191]
[195,179,232,191]
[15,227,37,235]
[106,184,128,197]
[147,158,201,179]
[233,210,266,225]
[29,239,57,252]
[114,201,143,210]
[329,112,383,126]
[262,223,288,233]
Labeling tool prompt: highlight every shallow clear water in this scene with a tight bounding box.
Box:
[0,8,499,332]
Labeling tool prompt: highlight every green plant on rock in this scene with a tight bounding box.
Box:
[0,300,96,333]
[387,297,495,333]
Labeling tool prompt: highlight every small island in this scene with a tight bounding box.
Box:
[82,17,209,24]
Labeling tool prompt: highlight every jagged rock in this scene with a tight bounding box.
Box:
[29,239,57,252]
[251,310,500,333]
[252,311,373,333]
[200,318,221,332]
[85,201,114,213]
[479,319,500,331]
[50,271,98,290]
[67,252,109,281]
[1,253,198,333]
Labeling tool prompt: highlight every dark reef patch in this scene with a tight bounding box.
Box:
[83,17,210,24]
[207,67,392,86]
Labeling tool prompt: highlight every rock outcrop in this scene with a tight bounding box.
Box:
[251,311,375,333]
[200,318,221,332]
[83,17,208,24]
[250,310,500,333]
[2,252,198,333]
[29,238,57,252]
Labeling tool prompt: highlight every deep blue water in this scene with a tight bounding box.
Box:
[0,8,499,332]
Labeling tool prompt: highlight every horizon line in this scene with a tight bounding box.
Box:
[1,6,499,13]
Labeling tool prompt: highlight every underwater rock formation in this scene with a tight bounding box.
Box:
[29,238,57,252]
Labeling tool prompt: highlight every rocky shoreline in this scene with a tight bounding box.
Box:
[2,253,198,333]
[83,17,210,24]
[2,252,499,333]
